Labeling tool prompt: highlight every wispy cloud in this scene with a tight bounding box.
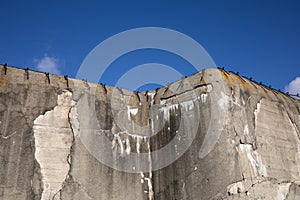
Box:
[34,55,61,75]
[285,77,300,95]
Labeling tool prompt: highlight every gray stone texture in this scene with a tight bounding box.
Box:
[0,65,299,200]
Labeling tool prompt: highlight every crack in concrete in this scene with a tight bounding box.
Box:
[224,177,299,199]
[160,83,213,101]
[52,99,77,200]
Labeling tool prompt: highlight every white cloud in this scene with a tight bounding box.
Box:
[285,77,300,95]
[34,55,61,75]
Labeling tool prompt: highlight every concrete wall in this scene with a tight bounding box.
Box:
[0,65,299,200]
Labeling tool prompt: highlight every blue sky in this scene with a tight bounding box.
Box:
[0,0,299,93]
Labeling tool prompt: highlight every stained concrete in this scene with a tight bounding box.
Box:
[0,65,299,200]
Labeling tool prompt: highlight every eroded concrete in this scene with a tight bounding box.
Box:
[0,65,300,200]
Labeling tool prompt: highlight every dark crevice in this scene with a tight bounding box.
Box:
[45,73,50,84]
[64,76,69,89]
[25,68,29,80]
[102,84,107,94]
[160,83,213,101]
[135,91,141,102]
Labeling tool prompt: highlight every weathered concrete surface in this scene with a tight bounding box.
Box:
[0,65,299,200]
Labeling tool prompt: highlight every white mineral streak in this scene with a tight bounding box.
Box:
[33,91,75,200]
[159,103,179,121]
[136,136,141,154]
[180,100,194,111]
[125,138,131,155]
[241,96,245,106]
[239,144,267,177]
[243,100,267,177]
[147,91,156,105]
[147,141,154,200]
[200,93,207,103]
[112,131,148,156]
[139,140,154,200]
[244,124,249,136]
[133,134,146,154]
[112,133,124,156]
[112,132,130,156]
[159,99,198,121]
[254,101,261,118]
[127,106,138,120]
[253,151,267,176]
[151,116,155,137]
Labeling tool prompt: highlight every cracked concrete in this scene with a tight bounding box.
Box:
[223,178,300,200]
[0,65,300,200]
